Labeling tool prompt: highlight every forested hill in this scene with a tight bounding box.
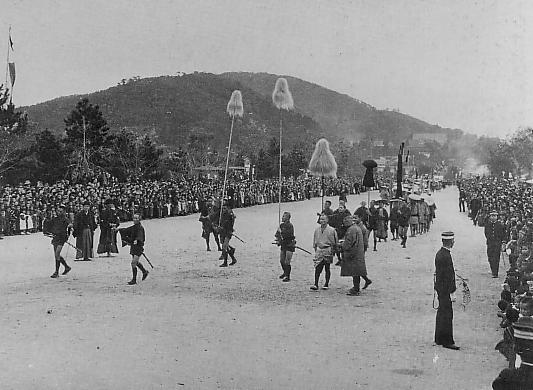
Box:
[21,73,325,152]
[22,71,464,154]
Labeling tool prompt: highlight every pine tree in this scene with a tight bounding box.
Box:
[34,129,67,183]
[64,98,110,181]
[64,98,109,149]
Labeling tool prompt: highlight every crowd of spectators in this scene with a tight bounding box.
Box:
[459,177,533,228]
[458,176,533,388]
[0,174,362,239]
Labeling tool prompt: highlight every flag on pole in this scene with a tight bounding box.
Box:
[8,62,15,86]
[7,28,15,87]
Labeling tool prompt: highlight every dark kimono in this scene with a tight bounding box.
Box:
[375,208,388,239]
[341,224,366,277]
[97,208,119,254]
[73,211,97,260]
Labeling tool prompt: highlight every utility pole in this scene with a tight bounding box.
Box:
[82,115,89,179]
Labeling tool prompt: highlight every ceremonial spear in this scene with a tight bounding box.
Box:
[308,138,337,210]
[395,143,405,199]
[272,78,294,225]
[219,90,244,227]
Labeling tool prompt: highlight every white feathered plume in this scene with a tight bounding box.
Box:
[309,138,337,178]
[227,90,244,118]
[272,78,294,110]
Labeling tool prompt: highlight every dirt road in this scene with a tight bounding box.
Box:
[1,186,505,389]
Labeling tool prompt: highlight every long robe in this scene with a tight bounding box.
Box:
[341,223,366,277]
[97,208,119,254]
[74,211,97,260]
[375,207,388,239]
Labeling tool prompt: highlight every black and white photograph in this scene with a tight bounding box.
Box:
[2,1,533,389]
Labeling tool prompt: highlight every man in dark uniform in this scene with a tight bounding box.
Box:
[275,211,296,282]
[218,201,237,267]
[73,202,97,261]
[434,231,459,350]
[458,188,466,212]
[484,211,506,278]
[123,213,149,285]
[48,204,72,278]
[469,193,482,225]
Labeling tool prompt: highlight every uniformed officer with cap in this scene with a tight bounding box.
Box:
[484,211,506,278]
[434,231,460,350]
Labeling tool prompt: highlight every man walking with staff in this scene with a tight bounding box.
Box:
[120,213,149,285]
[275,211,296,282]
[48,204,73,278]
[218,200,237,267]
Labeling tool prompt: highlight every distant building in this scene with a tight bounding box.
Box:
[411,133,447,145]
[376,156,396,173]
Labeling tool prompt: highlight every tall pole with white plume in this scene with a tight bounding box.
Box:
[219,90,244,226]
[272,78,294,225]
[309,138,337,210]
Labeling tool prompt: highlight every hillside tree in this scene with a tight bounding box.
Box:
[109,129,164,180]
[283,144,308,177]
[64,98,111,181]
[0,85,29,180]
[486,142,515,176]
[33,129,68,183]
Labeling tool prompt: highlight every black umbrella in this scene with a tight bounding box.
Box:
[362,159,377,188]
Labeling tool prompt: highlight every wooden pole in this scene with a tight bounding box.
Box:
[5,26,10,90]
[321,174,324,211]
[219,114,235,226]
[278,109,282,226]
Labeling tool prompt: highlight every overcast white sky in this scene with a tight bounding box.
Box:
[2,0,532,138]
